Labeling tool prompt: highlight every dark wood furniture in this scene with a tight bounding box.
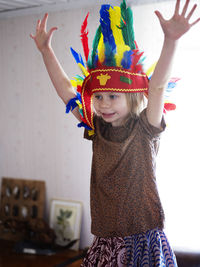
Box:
[1,239,200,267]
[0,239,84,267]
[175,251,200,267]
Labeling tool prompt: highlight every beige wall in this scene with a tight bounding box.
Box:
[0,6,98,248]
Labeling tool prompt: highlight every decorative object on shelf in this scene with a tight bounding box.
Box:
[0,177,45,241]
[49,199,82,251]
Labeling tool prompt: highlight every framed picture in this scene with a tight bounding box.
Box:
[49,199,82,251]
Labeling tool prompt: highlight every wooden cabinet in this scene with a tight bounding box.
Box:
[0,239,84,267]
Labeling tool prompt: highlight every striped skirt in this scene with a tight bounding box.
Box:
[81,229,178,267]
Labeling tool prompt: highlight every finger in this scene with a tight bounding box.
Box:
[40,13,48,31]
[181,0,190,17]
[30,33,35,39]
[154,10,165,23]
[36,19,41,32]
[30,19,40,39]
[186,4,197,21]
[190,17,200,27]
[175,0,180,15]
[47,27,58,39]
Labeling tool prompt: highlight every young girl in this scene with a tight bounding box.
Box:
[31,0,200,266]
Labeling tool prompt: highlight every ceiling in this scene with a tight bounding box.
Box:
[0,0,70,12]
[0,0,174,18]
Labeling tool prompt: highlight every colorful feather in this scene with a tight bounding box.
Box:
[80,13,90,62]
[120,0,136,50]
[146,62,157,77]
[78,63,89,77]
[121,50,133,69]
[97,34,105,65]
[131,50,144,72]
[70,47,85,67]
[164,102,176,113]
[77,121,92,130]
[66,96,79,113]
[109,6,130,67]
[71,75,84,88]
[87,25,102,69]
[100,5,116,66]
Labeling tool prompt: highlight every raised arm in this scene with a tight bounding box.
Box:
[30,13,80,121]
[147,0,200,128]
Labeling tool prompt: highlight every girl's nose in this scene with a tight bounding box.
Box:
[100,98,110,108]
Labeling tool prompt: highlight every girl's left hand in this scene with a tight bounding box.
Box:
[155,0,200,41]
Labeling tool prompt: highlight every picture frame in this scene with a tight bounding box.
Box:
[49,199,82,251]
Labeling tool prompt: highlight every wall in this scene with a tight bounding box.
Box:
[0,0,200,250]
[0,5,99,249]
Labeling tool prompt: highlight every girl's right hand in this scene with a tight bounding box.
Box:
[30,13,57,54]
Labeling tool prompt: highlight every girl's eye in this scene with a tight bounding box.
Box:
[94,95,102,100]
[110,94,118,100]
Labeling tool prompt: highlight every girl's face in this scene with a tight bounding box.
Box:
[93,92,129,127]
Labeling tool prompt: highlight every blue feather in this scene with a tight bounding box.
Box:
[70,47,85,67]
[76,92,82,101]
[75,75,84,81]
[77,121,93,130]
[66,96,79,113]
[100,5,116,66]
[121,50,133,69]
[93,53,99,69]
[167,82,176,89]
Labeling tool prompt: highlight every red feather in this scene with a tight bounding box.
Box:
[164,102,176,112]
[131,50,144,72]
[77,85,82,93]
[80,13,90,62]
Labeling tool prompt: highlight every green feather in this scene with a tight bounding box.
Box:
[120,0,136,50]
[87,25,102,69]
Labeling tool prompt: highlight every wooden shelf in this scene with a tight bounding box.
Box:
[0,239,84,267]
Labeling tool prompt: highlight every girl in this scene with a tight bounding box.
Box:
[31,0,200,266]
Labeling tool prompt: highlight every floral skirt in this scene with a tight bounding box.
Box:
[81,229,178,267]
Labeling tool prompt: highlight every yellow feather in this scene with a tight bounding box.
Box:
[97,34,105,64]
[109,7,124,46]
[78,63,89,77]
[75,100,83,109]
[146,62,157,77]
[71,78,83,88]
[70,80,77,88]
[115,44,131,67]
[109,6,130,67]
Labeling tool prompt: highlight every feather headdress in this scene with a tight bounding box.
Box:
[67,0,177,133]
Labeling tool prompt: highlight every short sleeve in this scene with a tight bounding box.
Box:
[139,108,166,138]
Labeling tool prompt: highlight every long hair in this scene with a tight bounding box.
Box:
[125,93,146,118]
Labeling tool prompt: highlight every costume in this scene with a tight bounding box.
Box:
[66,0,177,134]
[66,0,178,265]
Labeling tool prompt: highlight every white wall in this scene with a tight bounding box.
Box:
[0,5,99,249]
[0,0,200,250]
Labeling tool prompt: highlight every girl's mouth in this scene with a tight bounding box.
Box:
[102,112,115,119]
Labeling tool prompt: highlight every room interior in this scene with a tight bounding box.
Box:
[0,0,200,266]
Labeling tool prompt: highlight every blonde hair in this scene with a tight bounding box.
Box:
[125,93,146,118]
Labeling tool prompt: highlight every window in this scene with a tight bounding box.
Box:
[156,27,200,252]
[133,1,200,252]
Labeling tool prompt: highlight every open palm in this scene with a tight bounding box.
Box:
[30,13,57,53]
[155,0,200,40]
